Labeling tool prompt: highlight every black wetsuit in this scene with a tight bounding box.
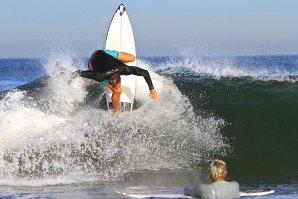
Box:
[78,50,154,90]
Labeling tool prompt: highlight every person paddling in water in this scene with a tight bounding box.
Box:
[184,159,240,199]
[73,49,159,112]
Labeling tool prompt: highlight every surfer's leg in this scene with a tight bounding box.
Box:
[104,49,135,63]
[120,65,159,101]
[119,52,135,63]
[122,66,154,90]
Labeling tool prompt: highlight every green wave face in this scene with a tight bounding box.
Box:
[175,76,298,184]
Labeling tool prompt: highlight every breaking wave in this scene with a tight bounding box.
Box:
[0,53,228,186]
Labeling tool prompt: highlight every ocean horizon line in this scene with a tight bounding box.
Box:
[0,54,298,60]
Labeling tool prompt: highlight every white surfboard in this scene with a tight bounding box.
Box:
[104,4,136,111]
[118,191,275,198]
[118,192,192,198]
[116,188,192,199]
[240,189,275,197]
[117,188,275,198]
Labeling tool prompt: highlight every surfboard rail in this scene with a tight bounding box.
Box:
[240,188,275,196]
[117,187,275,198]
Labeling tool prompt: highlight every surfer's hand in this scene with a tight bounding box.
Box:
[70,70,81,78]
[74,70,82,75]
[149,89,159,102]
[68,70,81,83]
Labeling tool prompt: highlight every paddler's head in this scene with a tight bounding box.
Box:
[209,159,228,182]
[108,72,121,87]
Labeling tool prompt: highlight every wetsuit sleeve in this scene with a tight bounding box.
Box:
[77,70,107,82]
[121,66,154,90]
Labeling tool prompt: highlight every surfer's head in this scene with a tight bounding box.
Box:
[108,72,121,87]
[209,159,228,181]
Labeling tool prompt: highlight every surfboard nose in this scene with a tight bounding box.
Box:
[119,4,126,16]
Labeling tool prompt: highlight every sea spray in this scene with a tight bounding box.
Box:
[41,53,87,116]
[0,53,229,185]
[153,56,298,82]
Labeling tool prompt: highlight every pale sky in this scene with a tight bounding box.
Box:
[0,0,298,58]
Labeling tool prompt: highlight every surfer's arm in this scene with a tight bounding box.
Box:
[121,66,153,89]
[121,66,159,101]
[74,70,107,82]
[108,83,122,113]
[108,83,121,92]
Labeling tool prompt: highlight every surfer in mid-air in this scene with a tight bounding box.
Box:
[73,49,159,112]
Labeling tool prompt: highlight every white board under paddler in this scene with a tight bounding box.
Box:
[104,4,136,111]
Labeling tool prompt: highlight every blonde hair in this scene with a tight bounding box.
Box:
[210,159,228,179]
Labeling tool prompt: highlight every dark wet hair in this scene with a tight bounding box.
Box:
[108,72,121,83]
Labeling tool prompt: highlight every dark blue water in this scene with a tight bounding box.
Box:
[0,55,297,198]
[0,59,44,91]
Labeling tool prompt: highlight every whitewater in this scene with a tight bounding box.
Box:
[0,54,297,198]
[0,53,227,186]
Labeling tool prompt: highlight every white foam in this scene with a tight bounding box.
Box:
[42,53,87,116]
[151,56,298,82]
[0,53,228,186]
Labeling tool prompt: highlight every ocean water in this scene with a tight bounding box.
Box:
[0,54,297,198]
